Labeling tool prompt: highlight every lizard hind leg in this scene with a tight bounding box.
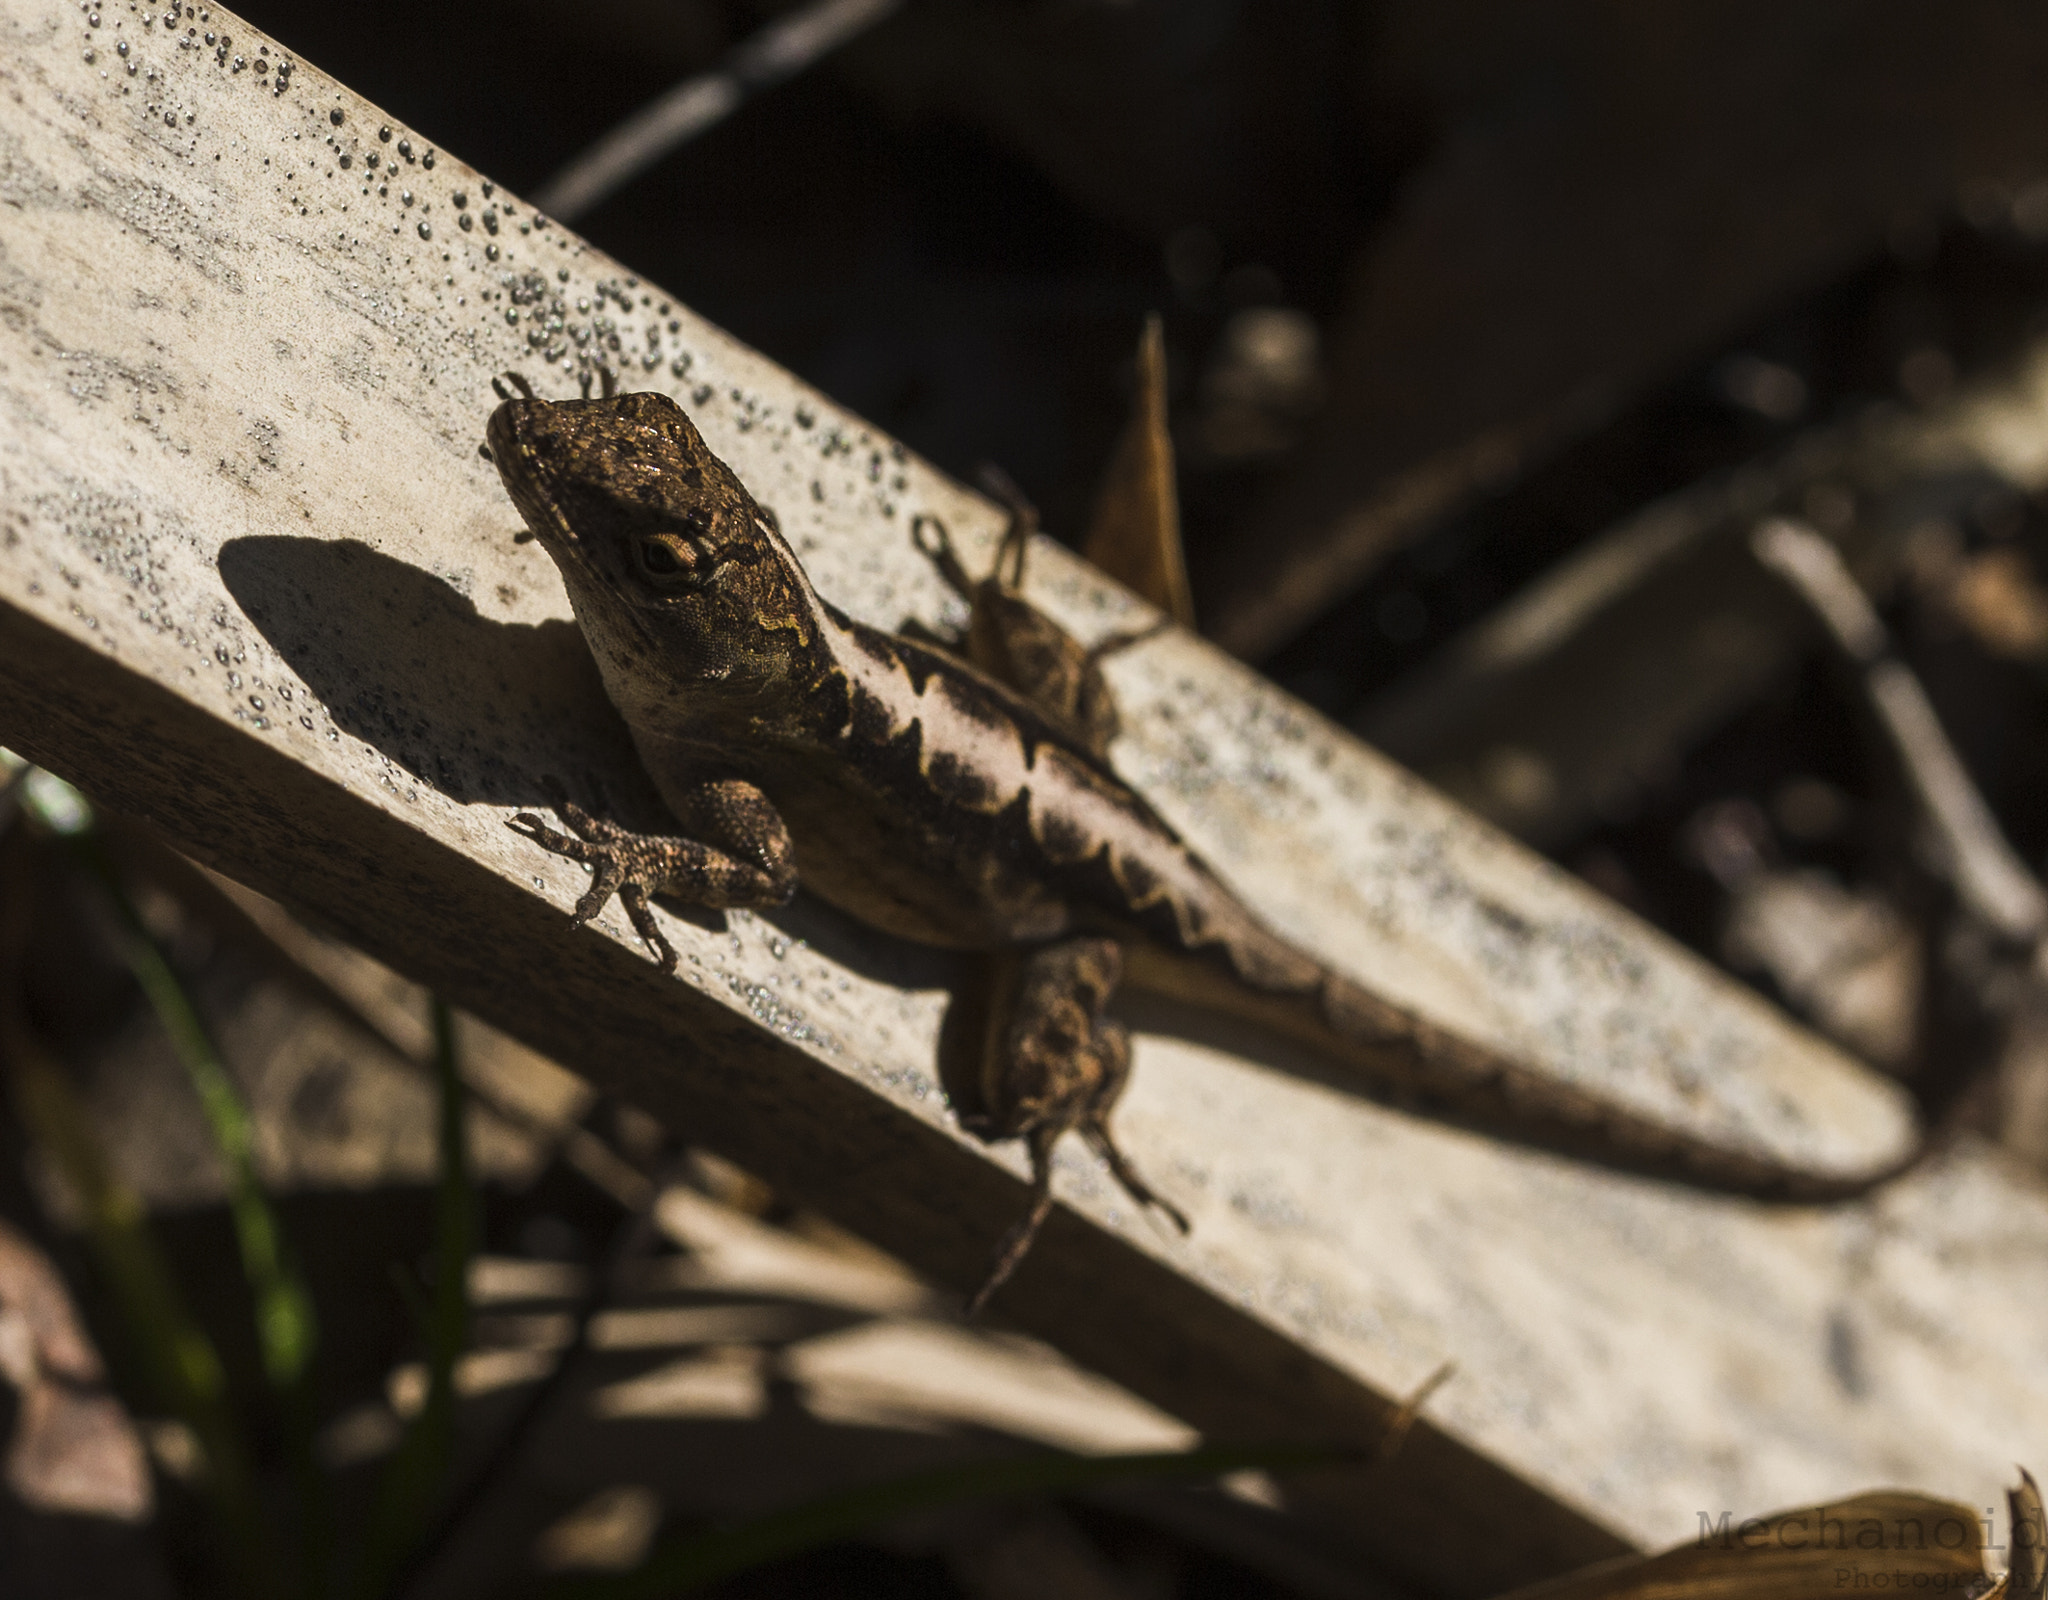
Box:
[1080,1031,1190,1236]
[956,937,1184,1316]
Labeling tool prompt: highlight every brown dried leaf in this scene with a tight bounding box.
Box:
[0,1218,152,1521]
[1492,1493,1995,1600]
[2009,1469,2045,1600]
[0,1217,101,1386]
[1082,314,1195,627]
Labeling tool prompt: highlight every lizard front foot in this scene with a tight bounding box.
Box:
[508,796,683,972]
[508,775,800,976]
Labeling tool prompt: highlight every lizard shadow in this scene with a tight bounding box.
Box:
[749,894,966,995]
[1107,990,1845,1195]
[1106,990,1499,1151]
[219,535,660,817]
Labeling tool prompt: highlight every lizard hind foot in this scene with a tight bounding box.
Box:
[965,1128,1060,1321]
[1085,1121,1191,1235]
[910,513,977,602]
[963,1123,1188,1318]
[974,462,1037,588]
[964,1189,1054,1321]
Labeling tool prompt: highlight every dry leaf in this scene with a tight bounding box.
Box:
[0,1217,152,1521]
[1083,314,1195,626]
[1945,548,2048,661]
[2009,1470,2045,1600]
[1493,1492,1997,1600]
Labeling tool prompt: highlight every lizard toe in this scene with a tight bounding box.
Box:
[619,884,679,973]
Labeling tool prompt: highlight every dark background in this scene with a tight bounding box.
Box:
[15,3,2048,1595]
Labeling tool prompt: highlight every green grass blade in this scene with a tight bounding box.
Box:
[70,832,332,1590]
[354,997,475,1600]
[3,1020,286,1597]
[546,1439,1360,1600]
[426,1001,475,1384]
[74,836,320,1392]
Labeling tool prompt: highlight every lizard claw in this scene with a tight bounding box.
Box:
[506,810,621,917]
[506,810,583,855]
[618,883,679,973]
[910,513,977,602]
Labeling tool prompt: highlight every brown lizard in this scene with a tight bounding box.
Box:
[483,378,1908,1314]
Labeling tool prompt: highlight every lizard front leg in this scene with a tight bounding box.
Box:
[508,776,797,973]
[942,937,1188,1317]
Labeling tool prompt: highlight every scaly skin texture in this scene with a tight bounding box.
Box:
[486,385,1904,1312]
[909,475,1163,763]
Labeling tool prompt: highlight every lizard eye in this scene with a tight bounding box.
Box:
[637,536,696,582]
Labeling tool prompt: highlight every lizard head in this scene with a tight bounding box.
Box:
[486,387,820,704]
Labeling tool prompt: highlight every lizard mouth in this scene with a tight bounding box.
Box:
[485,398,585,553]
[482,395,670,659]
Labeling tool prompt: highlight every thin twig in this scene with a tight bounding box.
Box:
[1752,516,2048,952]
[533,0,903,223]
